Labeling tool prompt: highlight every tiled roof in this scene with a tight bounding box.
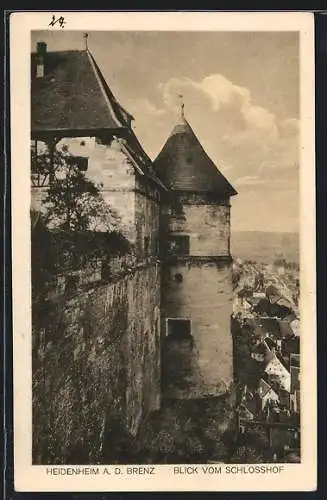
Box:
[257,378,278,399]
[120,133,168,191]
[239,401,256,420]
[265,285,280,299]
[31,49,128,136]
[265,354,291,393]
[264,337,277,351]
[275,296,294,310]
[31,47,166,191]
[153,118,237,198]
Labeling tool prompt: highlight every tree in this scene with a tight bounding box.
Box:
[34,144,120,232]
[31,143,130,296]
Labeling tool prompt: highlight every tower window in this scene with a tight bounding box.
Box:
[174,273,183,283]
[66,155,89,171]
[153,236,159,254]
[171,201,184,217]
[144,236,150,254]
[167,318,192,340]
[168,235,190,255]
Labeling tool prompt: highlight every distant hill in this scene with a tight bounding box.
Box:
[231,231,299,264]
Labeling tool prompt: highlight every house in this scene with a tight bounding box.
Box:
[264,286,295,319]
[238,388,259,422]
[256,378,279,413]
[282,336,300,358]
[253,298,273,317]
[264,336,282,353]
[290,353,300,368]
[290,318,300,337]
[238,401,257,422]
[264,354,291,394]
[290,357,300,414]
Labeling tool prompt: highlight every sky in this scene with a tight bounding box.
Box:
[32,31,300,233]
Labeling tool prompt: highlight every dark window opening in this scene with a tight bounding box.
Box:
[153,236,159,255]
[171,202,184,217]
[167,319,192,340]
[66,155,89,171]
[101,261,111,281]
[65,274,79,294]
[144,236,150,255]
[168,235,190,255]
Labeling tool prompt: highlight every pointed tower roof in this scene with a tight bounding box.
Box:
[31,41,166,190]
[31,47,132,137]
[153,108,237,198]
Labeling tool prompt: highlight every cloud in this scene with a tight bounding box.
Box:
[241,104,278,137]
[159,73,279,137]
[157,74,299,189]
[130,73,299,203]
[234,175,269,186]
[126,97,165,118]
[199,74,250,111]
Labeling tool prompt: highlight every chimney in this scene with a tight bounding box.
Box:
[36,42,47,78]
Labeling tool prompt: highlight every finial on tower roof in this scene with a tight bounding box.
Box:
[178,94,185,120]
[83,32,89,50]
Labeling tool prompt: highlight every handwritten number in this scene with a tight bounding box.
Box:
[49,15,66,28]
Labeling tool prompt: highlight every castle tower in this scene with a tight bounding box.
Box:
[153,104,237,399]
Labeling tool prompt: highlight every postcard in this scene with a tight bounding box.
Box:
[10,11,316,492]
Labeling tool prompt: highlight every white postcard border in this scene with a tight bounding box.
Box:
[10,11,316,492]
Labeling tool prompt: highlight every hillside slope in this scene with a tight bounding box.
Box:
[231,231,299,263]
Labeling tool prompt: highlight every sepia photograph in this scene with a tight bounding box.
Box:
[11,11,316,492]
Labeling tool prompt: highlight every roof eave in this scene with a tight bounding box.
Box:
[31,126,128,142]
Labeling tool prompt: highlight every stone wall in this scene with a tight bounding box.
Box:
[135,176,160,260]
[31,137,137,241]
[32,261,161,465]
[162,195,231,257]
[31,136,163,464]
[80,137,136,242]
[161,261,234,399]
[160,192,233,399]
